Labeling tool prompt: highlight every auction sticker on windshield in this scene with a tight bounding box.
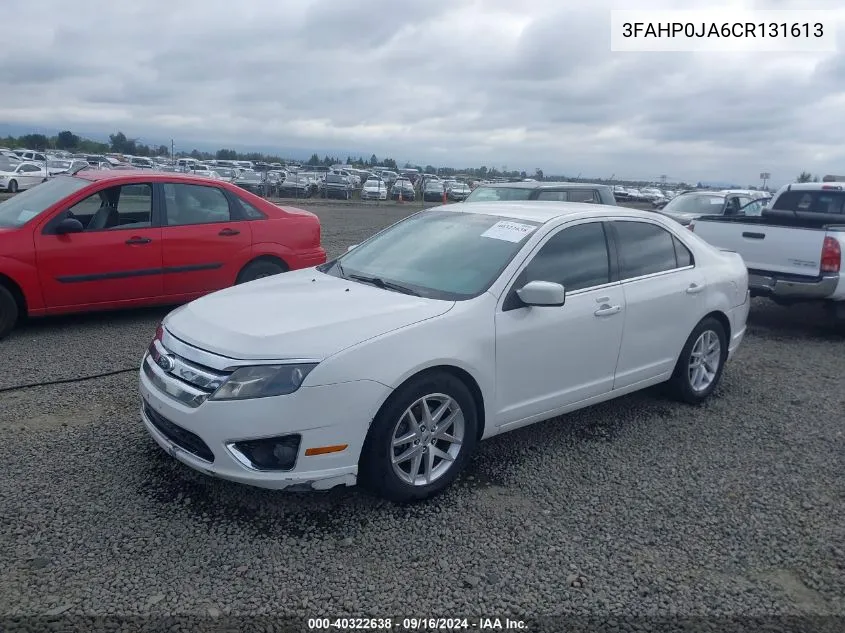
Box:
[481,220,536,242]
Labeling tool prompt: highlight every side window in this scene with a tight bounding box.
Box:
[521,222,610,292]
[535,190,567,201]
[22,164,41,173]
[568,189,600,203]
[68,184,153,231]
[614,221,679,279]
[673,236,693,267]
[238,198,267,219]
[163,183,232,226]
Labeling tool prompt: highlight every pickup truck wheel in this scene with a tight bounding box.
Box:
[359,371,479,503]
[668,317,728,405]
[0,285,19,340]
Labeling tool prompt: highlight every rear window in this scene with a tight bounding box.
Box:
[465,186,533,202]
[772,190,845,215]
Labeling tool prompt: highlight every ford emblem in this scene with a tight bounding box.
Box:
[157,355,176,372]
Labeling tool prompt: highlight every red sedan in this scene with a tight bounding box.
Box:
[0,170,326,338]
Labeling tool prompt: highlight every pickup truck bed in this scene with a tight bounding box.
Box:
[690,209,845,310]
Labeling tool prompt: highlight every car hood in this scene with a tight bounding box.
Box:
[164,268,454,360]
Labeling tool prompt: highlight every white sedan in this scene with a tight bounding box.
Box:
[139,203,750,501]
[0,162,47,192]
[360,179,388,200]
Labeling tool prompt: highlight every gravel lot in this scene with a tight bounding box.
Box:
[1,202,844,629]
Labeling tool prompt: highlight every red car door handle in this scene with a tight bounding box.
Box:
[218,228,240,236]
[125,236,152,245]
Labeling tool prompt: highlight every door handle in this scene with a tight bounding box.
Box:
[594,305,621,317]
[218,228,240,236]
[686,283,704,294]
[125,236,152,245]
[742,232,765,239]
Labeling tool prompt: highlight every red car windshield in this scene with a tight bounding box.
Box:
[0,175,89,228]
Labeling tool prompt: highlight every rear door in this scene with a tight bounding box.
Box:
[610,219,705,389]
[35,181,163,308]
[159,181,252,296]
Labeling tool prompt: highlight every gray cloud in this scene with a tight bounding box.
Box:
[1,0,843,185]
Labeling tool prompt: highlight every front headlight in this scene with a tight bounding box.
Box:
[210,363,318,401]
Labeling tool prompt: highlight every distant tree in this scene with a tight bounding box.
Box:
[813,175,820,182]
[216,149,238,160]
[56,130,80,150]
[534,168,544,181]
[369,154,378,166]
[307,153,321,166]
[797,171,813,183]
[19,133,50,150]
[383,157,397,169]
[189,149,201,159]
[424,165,436,174]
[157,145,169,156]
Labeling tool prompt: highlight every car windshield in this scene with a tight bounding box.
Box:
[239,171,261,181]
[661,193,726,215]
[216,168,234,177]
[364,180,381,187]
[48,160,70,168]
[464,186,534,202]
[0,175,89,228]
[322,209,540,300]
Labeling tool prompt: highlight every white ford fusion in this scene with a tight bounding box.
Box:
[140,202,750,502]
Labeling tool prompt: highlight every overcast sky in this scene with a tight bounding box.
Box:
[3,0,845,185]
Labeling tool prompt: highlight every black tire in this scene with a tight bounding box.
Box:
[359,370,479,502]
[667,316,728,404]
[0,285,20,340]
[236,259,287,284]
[8,180,18,194]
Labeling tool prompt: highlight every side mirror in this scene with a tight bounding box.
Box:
[347,244,358,252]
[516,280,566,307]
[55,217,84,235]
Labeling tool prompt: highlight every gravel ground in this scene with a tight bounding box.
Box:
[1,203,844,630]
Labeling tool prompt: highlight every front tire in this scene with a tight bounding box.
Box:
[8,180,18,193]
[668,317,728,404]
[0,285,20,340]
[359,371,479,502]
[236,259,287,284]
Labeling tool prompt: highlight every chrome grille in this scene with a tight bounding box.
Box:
[145,338,231,407]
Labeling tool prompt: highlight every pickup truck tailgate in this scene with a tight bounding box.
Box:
[692,221,825,276]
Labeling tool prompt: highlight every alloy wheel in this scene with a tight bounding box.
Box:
[688,329,721,392]
[390,393,465,486]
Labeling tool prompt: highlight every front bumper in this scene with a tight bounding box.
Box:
[139,350,390,491]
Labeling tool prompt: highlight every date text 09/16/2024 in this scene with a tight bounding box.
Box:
[307,617,528,630]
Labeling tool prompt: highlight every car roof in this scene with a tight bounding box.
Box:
[476,181,611,190]
[441,201,659,224]
[73,169,232,184]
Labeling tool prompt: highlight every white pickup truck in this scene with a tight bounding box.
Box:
[689,182,845,322]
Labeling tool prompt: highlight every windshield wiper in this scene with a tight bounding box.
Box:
[347,273,420,296]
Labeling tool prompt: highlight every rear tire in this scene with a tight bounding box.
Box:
[667,317,728,404]
[0,285,20,340]
[236,259,287,284]
[359,371,479,502]
[8,180,18,193]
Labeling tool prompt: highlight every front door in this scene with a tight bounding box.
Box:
[159,182,252,296]
[35,182,163,308]
[494,221,625,426]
